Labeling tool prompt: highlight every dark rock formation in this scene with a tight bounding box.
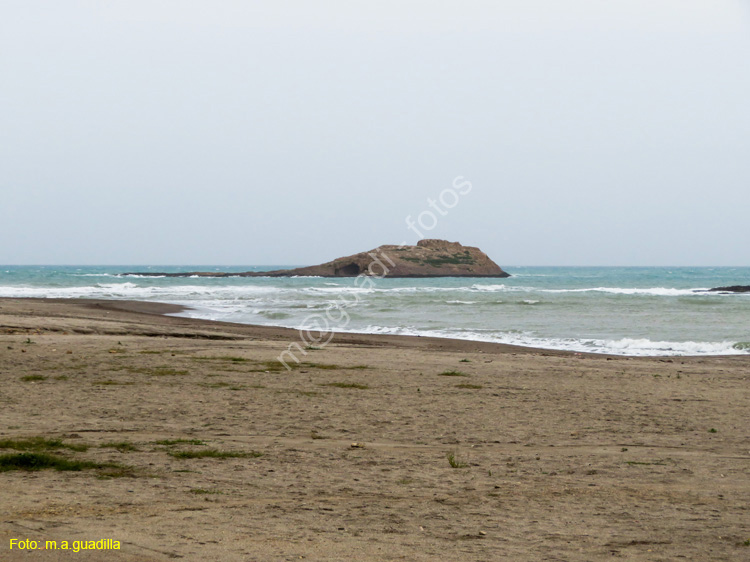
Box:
[706,286,750,293]
[125,239,510,278]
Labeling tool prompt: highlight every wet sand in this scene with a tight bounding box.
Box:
[0,297,748,561]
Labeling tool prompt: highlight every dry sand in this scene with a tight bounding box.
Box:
[0,297,748,561]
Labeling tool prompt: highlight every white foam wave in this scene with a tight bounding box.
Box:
[342,326,746,357]
[541,287,709,296]
[470,284,507,292]
[0,283,285,300]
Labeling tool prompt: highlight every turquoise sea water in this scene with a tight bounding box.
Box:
[1,265,749,356]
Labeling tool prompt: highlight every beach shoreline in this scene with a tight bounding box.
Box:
[0,297,583,358]
[0,297,748,560]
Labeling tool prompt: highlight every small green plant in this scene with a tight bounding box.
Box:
[169,449,262,459]
[459,359,471,363]
[709,428,718,433]
[447,452,468,469]
[322,382,370,389]
[100,441,138,452]
[439,370,469,377]
[20,375,47,382]
[304,346,322,351]
[155,438,206,446]
[24,338,35,345]
[54,375,69,381]
[455,383,483,389]
[741,539,750,547]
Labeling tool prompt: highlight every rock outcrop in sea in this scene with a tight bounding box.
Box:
[126,239,510,278]
[706,285,750,293]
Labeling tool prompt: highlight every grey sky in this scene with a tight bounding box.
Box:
[2,1,749,266]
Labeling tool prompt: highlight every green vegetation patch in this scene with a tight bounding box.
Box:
[249,360,291,372]
[250,360,368,372]
[455,383,483,389]
[423,255,476,267]
[281,389,320,397]
[191,355,249,363]
[199,381,232,389]
[128,366,188,376]
[155,439,206,447]
[100,441,139,452]
[0,436,88,452]
[20,375,47,382]
[0,452,131,476]
[439,370,469,377]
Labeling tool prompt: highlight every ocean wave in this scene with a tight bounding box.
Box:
[540,287,710,296]
[329,326,748,357]
[257,310,292,319]
[470,284,507,292]
[114,274,166,279]
[0,283,286,299]
[305,286,374,294]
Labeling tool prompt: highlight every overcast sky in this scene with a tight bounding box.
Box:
[2,1,749,266]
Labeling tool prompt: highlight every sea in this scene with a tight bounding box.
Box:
[1,265,749,357]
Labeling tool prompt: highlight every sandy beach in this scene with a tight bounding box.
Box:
[0,297,748,561]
